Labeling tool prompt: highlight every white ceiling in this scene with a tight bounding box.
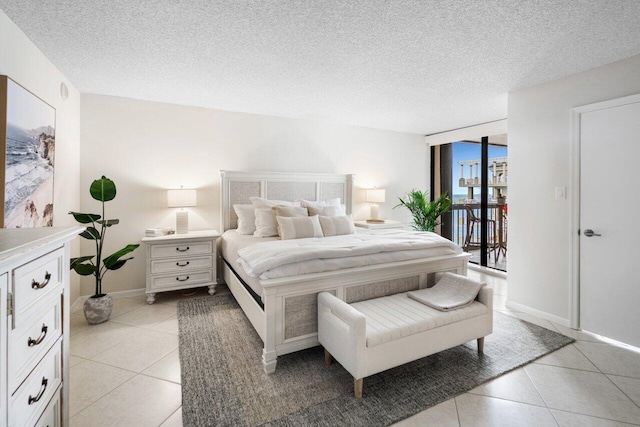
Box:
[2,1,640,135]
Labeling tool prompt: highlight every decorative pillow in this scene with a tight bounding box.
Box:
[277,215,324,240]
[233,204,256,235]
[250,197,301,208]
[254,206,308,237]
[307,205,344,217]
[298,198,341,209]
[272,206,308,217]
[253,208,279,237]
[319,214,356,237]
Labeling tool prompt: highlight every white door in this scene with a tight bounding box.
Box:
[580,98,640,347]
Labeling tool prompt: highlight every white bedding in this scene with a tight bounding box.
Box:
[237,230,463,280]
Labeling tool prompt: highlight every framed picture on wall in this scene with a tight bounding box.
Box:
[0,76,56,228]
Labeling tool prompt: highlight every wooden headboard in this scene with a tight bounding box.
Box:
[220,170,355,231]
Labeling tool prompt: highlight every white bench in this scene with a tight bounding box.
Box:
[318,285,493,398]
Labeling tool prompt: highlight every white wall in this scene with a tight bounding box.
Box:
[0,10,82,301]
[508,54,640,324]
[80,94,427,295]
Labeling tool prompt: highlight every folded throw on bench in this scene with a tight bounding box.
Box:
[408,272,485,311]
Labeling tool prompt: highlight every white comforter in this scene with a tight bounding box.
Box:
[237,230,463,279]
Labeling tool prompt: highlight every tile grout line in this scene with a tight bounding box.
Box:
[158,406,182,426]
[465,390,549,408]
[602,373,640,411]
[571,343,604,374]
[549,408,640,426]
[453,396,461,427]
[521,365,552,410]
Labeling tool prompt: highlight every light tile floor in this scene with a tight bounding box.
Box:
[69,272,640,426]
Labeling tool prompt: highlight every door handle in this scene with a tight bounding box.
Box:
[583,229,602,237]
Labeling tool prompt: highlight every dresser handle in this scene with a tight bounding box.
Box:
[176,261,190,267]
[31,272,52,289]
[28,377,48,405]
[28,324,48,347]
[176,246,190,252]
[176,276,190,282]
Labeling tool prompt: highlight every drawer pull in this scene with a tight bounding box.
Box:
[176,276,190,282]
[31,272,52,289]
[28,324,49,347]
[176,261,190,267]
[176,246,190,252]
[28,377,48,405]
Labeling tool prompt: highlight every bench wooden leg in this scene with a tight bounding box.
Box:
[324,349,333,366]
[477,337,485,353]
[354,378,363,399]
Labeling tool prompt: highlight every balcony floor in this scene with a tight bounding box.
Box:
[467,248,507,271]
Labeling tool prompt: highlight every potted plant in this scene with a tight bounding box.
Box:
[394,189,452,232]
[69,176,139,324]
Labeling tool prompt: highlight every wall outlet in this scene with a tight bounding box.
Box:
[555,187,566,200]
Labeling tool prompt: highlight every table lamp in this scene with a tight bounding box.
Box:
[167,188,197,234]
[365,188,386,222]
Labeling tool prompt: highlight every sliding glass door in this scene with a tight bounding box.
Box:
[433,136,508,271]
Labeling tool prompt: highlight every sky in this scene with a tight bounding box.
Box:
[6,79,55,131]
[451,141,508,197]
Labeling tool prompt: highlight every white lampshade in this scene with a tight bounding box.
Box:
[365,188,386,204]
[167,189,197,207]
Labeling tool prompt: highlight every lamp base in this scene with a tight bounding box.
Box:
[176,211,189,234]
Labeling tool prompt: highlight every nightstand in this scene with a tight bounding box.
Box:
[141,230,220,304]
[354,220,406,230]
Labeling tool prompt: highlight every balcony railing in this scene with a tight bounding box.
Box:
[449,203,507,271]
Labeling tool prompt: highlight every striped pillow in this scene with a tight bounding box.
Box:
[319,215,356,237]
[276,215,324,240]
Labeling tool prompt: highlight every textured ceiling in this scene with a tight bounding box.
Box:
[2,1,640,134]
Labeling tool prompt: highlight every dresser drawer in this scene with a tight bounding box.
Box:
[150,240,212,259]
[34,387,61,427]
[151,271,213,290]
[150,255,213,275]
[9,297,62,394]
[10,339,62,427]
[13,248,64,318]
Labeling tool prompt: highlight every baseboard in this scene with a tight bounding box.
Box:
[505,300,570,328]
[71,288,146,312]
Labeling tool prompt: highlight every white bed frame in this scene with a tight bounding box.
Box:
[220,170,470,373]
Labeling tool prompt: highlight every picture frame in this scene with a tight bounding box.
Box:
[0,76,56,228]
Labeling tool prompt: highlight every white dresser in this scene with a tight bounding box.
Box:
[141,230,220,304]
[0,226,82,427]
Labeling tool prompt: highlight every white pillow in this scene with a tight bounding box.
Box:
[250,197,301,208]
[307,205,344,217]
[319,214,356,237]
[277,215,324,240]
[253,208,279,237]
[298,198,341,209]
[233,204,256,235]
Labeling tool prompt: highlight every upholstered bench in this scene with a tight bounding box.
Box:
[317,282,493,398]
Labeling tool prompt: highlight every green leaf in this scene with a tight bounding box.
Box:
[97,219,120,227]
[79,227,100,240]
[90,176,117,202]
[72,263,96,276]
[106,258,131,271]
[69,211,101,224]
[70,255,94,270]
[103,244,140,269]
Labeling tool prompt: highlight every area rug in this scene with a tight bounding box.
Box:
[177,293,573,427]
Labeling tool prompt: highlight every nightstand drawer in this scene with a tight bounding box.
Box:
[35,387,61,427]
[150,241,213,259]
[150,255,213,275]
[9,297,62,393]
[151,271,213,290]
[10,338,62,427]
[13,248,64,318]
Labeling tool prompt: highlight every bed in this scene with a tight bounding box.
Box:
[219,170,470,373]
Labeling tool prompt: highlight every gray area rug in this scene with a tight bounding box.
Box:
[178,293,573,427]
